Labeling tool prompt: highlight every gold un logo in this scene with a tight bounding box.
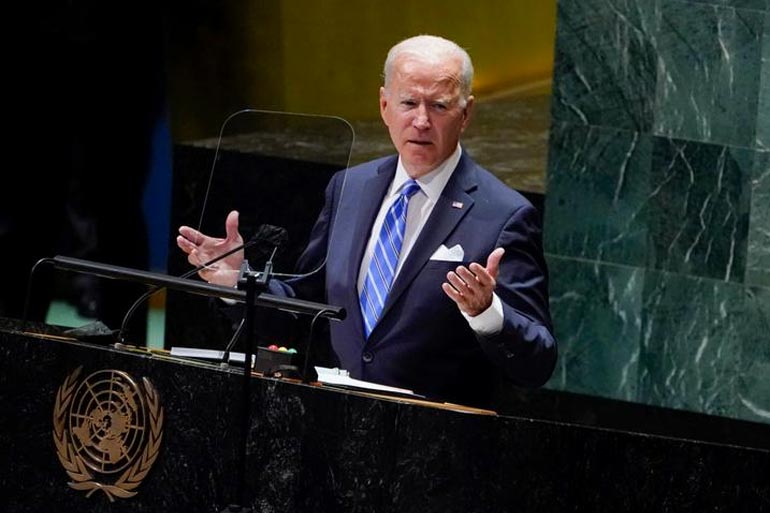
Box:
[53,366,164,501]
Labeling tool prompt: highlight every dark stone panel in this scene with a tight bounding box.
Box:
[736,285,770,422]
[546,253,770,425]
[681,0,769,11]
[545,255,644,402]
[747,149,770,285]
[461,90,553,194]
[551,0,658,131]
[386,410,503,513]
[543,131,763,286]
[373,401,770,513]
[544,122,652,267]
[646,137,752,282]
[758,12,770,149]
[1,333,244,513]
[494,383,770,449]
[653,0,765,147]
[638,271,750,420]
[243,383,403,512]
[546,0,769,432]
[551,0,767,149]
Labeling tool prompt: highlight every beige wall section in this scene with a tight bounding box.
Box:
[166,0,556,141]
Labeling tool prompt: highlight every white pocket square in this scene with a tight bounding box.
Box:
[429,244,464,262]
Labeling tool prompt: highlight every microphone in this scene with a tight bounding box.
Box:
[220,244,280,365]
[117,224,288,344]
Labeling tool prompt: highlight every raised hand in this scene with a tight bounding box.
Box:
[442,247,504,317]
[176,210,244,287]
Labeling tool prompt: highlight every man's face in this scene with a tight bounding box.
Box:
[380,55,474,178]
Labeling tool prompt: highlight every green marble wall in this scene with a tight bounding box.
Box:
[545,0,770,424]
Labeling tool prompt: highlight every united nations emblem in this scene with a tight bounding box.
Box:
[53,366,164,501]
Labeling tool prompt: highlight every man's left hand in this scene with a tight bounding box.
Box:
[442,247,505,317]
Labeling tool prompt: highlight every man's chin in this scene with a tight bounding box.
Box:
[402,144,435,159]
[402,155,440,177]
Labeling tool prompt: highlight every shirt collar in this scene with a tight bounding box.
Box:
[391,145,462,202]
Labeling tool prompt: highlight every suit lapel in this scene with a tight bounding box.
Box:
[373,154,478,332]
[342,157,397,334]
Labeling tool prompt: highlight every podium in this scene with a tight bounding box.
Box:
[1,318,768,513]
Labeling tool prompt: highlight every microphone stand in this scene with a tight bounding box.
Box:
[219,319,245,367]
[221,247,276,367]
[222,258,272,513]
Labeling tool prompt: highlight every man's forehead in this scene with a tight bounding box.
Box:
[392,84,458,101]
[393,53,462,76]
[391,61,461,90]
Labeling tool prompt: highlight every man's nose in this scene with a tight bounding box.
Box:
[412,104,430,130]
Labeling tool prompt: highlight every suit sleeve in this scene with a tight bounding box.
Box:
[267,170,343,301]
[477,202,557,388]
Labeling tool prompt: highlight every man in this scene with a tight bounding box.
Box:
[177,35,556,406]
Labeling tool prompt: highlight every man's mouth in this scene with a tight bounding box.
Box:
[407,140,432,146]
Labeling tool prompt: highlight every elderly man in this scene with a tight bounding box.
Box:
[177,35,556,406]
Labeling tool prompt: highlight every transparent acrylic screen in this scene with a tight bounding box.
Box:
[194,109,355,279]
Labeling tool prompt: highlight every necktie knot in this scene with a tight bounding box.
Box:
[400,180,421,200]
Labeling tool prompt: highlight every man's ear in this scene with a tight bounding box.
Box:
[379,86,389,125]
[461,95,475,130]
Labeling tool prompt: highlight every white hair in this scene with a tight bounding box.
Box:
[383,35,474,103]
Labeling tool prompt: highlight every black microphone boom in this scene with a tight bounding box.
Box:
[117,224,289,343]
[46,256,344,324]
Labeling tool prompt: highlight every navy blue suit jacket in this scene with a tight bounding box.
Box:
[280,151,556,406]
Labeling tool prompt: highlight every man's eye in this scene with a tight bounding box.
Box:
[401,100,417,107]
[433,103,448,111]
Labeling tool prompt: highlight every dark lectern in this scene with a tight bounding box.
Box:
[1,318,768,513]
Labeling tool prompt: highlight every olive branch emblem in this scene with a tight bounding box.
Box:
[53,367,164,501]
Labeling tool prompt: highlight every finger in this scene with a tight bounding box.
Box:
[457,266,493,298]
[486,247,505,280]
[197,266,216,282]
[446,271,471,295]
[179,226,203,245]
[225,210,240,241]
[456,266,481,288]
[177,235,196,254]
[442,282,465,304]
[468,262,495,288]
[187,250,200,267]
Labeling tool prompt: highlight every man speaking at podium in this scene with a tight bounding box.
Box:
[177,35,556,407]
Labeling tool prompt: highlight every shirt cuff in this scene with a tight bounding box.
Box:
[221,282,242,305]
[462,293,504,336]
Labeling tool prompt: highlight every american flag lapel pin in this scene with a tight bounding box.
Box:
[451,201,463,209]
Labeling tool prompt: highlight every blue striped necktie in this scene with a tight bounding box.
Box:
[360,180,421,338]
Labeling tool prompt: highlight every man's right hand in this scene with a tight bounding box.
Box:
[177,210,244,288]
